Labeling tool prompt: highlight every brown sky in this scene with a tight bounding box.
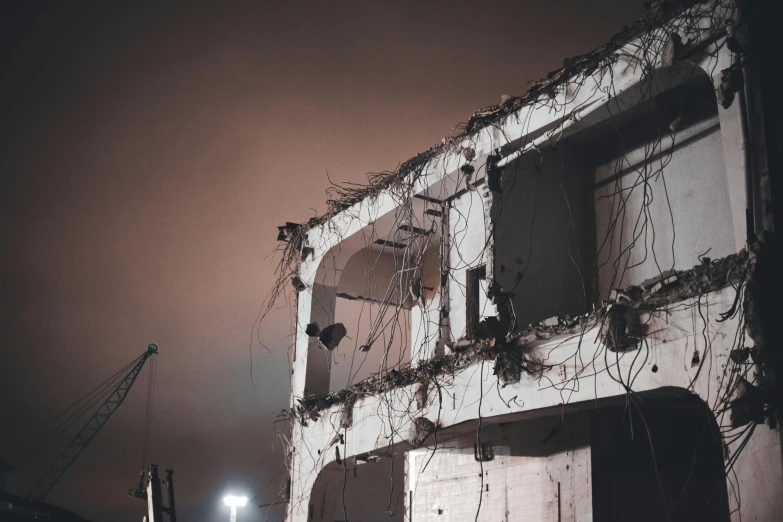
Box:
[0,1,645,521]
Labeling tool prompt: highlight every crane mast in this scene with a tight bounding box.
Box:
[27,344,159,500]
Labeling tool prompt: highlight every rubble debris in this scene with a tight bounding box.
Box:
[730,347,751,364]
[319,324,347,351]
[276,222,300,242]
[494,349,524,386]
[510,314,585,348]
[739,247,779,427]
[285,252,752,423]
[300,246,314,261]
[601,308,634,352]
[606,251,748,313]
[305,322,320,337]
[609,289,631,302]
[291,276,307,292]
[730,377,766,428]
[625,312,652,342]
[462,147,476,161]
[474,315,510,344]
[450,339,473,352]
[288,340,490,422]
[460,164,475,179]
[640,270,678,297]
[340,404,353,428]
[718,64,744,109]
[409,417,436,448]
[271,0,732,276]
[669,114,683,132]
[355,452,381,464]
[641,269,677,289]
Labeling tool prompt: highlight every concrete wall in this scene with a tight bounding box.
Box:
[289,286,783,522]
[449,185,494,340]
[408,413,592,522]
[592,119,735,299]
[411,289,440,364]
[492,147,587,327]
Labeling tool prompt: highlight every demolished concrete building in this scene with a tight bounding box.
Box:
[269,0,783,520]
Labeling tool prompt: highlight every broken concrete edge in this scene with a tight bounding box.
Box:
[509,251,751,351]
[287,250,753,424]
[274,0,734,243]
[291,342,492,426]
[408,417,437,448]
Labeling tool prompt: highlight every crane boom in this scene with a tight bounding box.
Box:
[28,344,158,500]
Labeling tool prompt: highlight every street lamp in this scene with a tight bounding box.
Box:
[223,495,248,522]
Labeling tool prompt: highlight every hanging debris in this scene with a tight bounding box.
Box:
[408,417,436,448]
[276,222,301,242]
[305,322,320,337]
[319,323,347,351]
[291,276,306,292]
[731,377,767,428]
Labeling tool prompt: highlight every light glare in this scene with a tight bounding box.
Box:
[223,495,248,507]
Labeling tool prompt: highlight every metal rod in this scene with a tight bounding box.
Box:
[166,469,177,522]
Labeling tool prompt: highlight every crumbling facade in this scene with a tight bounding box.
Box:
[268,1,783,520]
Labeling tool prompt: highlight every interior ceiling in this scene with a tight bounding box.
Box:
[364,195,442,259]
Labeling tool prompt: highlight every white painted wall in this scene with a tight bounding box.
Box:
[286,9,780,521]
[449,185,493,340]
[408,413,592,522]
[593,121,736,299]
[289,287,783,522]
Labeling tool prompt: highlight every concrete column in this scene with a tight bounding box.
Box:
[717,100,750,252]
[303,283,336,399]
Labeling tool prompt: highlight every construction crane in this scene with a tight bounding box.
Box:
[26,344,159,501]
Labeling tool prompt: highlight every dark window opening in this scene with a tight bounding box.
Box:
[466,265,487,338]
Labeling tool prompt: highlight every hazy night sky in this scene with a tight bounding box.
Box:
[1,1,644,521]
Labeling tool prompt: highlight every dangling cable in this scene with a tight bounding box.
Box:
[4,354,144,468]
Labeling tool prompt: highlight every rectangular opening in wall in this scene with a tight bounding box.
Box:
[328,297,411,393]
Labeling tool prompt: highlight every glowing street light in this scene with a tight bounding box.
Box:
[223,495,248,522]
